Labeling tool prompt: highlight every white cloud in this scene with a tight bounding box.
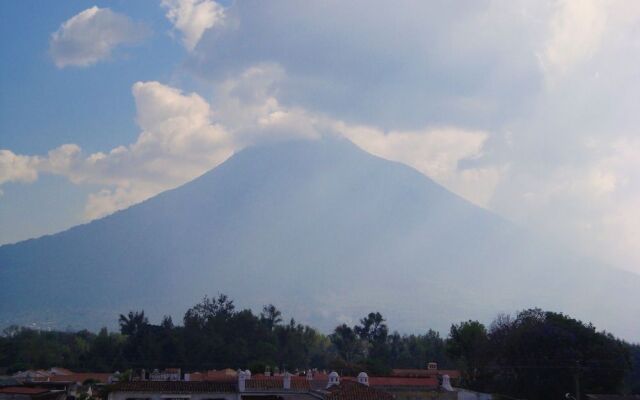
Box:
[162,0,225,51]
[495,137,640,272]
[84,185,163,221]
[73,81,233,218]
[540,0,606,80]
[0,150,41,185]
[50,6,149,68]
[0,82,233,219]
[335,123,504,207]
[212,63,322,143]
[1,64,498,221]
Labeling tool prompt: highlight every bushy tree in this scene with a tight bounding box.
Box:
[485,309,631,400]
[446,320,489,389]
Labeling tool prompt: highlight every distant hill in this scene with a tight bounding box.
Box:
[1,137,638,339]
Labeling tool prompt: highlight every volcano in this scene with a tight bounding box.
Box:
[1,137,638,338]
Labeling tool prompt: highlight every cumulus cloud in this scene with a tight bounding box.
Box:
[335,124,504,207]
[541,0,606,79]
[188,0,547,130]
[75,81,233,218]
[0,82,233,219]
[162,0,225,51]
[50,6,149,68]
[1,63,496,221]
[0,150,41,186]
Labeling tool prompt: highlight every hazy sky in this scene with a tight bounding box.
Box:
[1,0,640,275]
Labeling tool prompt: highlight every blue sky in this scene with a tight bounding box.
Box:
[2,0,640,275]
[1,1,179,153]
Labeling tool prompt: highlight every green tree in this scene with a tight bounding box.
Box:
[118,311,148,336]
[331,324,362,364]
[260,304,283,331]
[355,312,390,373]
[447,320,489,388]
[487,309,631,400]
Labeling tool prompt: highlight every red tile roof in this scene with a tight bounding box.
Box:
[49,368,73,376]
[188,370,237,381]
[342,376,438,388]
[47,373,112,384]
[391,368,461,379]
[325,381,394,400]
[438,370,461,379]
[0,387,51,395]
[245,376,311,391]
[110,381,236,393]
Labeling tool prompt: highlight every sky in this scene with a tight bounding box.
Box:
[1,0,640,275]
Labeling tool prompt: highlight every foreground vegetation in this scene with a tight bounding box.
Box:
[1,294,638,399]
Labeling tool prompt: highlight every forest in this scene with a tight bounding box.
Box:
[1,294,639,399]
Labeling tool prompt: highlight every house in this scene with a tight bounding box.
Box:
[47,373,114,385]
[347,376,440,400]
[47,370,73,377]
[186,370,238,382]
[391,366,462,382]
[106,371,394,400]
[107,381,237,400]
[0,386,66,400]
[149,369,181,382]
[324,380,393,400]
[12,372,51,383]
[12,369,114,400]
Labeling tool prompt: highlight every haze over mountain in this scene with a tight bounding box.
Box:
[1,138,638,339]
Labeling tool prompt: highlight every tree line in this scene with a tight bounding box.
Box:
[1,294,638,399]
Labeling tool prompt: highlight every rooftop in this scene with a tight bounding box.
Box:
[345,376,438,388]
[325,380,394,400]
[0,387,51,395]
[110,381,237,394]
[47,373,112,384]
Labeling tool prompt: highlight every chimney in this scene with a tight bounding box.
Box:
[357,372,369,386]
[441,374,454,391]
[283,372,291,390]
[238,371,246,392]
[327,371,340,388]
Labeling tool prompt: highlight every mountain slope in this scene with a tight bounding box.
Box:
[1,137,638,339]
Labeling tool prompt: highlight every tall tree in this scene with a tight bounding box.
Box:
[118,311,148,336]
[331,324,362,364]
[447,320,489,389]
[260,304,283,331]
[487,309,631,400]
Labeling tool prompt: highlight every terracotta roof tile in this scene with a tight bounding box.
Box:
[48,373,112,384]
[391,368,460,379]
[0,387,51,395]
[245,376,310,391]
[325,381,394,400]
[110,381,236,393]
[368,377,438,388]
[49,369,73,376]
